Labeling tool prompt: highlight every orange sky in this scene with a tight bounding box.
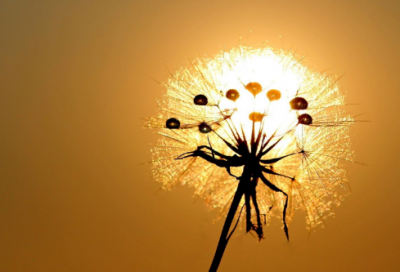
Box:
[0,0,399,271]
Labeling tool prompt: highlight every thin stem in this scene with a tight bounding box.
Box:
[209,166,251,272]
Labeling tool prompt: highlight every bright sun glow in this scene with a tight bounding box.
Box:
[204,48,306,150]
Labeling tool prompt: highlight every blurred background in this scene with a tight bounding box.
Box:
[0,0,399,271]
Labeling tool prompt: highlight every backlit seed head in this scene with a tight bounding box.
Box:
[298,114,313,125]
[267,89,281,101]
[245,82,262,96]
[290,97,308,110]
[166,118,180,129]
[148,45,355,233]
[226,89,240,101]
[194,94,208,106]
[199,122,212,133]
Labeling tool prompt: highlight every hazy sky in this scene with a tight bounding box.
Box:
[1,0,399,271]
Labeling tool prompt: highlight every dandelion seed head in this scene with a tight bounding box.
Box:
[147,45,354,230]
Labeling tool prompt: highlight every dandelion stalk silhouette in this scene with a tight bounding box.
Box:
[146,45,354,271]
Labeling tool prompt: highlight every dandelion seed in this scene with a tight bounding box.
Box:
[249,112,265,122]
[245,82,263,96]
[194,94,208,106]
[146,44,355,272]
[199,122,212,133]
[290,97,309,110]
[226,89,240,101]
[298,113,313,125]
[267,89,281,101]
[165,118,180,129]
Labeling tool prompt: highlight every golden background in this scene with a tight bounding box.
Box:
[0,0,399,271]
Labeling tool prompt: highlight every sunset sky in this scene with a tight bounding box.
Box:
[1,0,399,271]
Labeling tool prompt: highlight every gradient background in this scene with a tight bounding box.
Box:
[1,0,399,271]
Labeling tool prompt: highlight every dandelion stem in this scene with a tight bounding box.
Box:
[209,166,251,272]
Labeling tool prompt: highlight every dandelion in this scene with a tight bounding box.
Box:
[146,44,354,272]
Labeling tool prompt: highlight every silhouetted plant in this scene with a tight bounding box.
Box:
[146,44,355,272]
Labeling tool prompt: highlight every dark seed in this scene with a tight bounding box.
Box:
[290,97,308,110]
[194,94,208,105]
[267,89,281,101]
[166,118,180,129]
[226,89,240,101]
[245,82,262,96]
[249,112,265,122]
[199,122,212,133]
[298,114,313,125]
